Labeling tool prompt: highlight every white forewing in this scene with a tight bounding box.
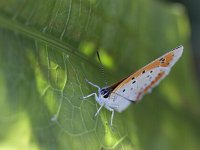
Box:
[105,45,183,112]
[107,67,169,112]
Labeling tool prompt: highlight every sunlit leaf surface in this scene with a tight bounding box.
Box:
[0,0,200,150]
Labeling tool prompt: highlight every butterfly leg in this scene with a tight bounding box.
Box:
[105,106,115,126]
[85,78,101,90]
[82,93,98,100]
[94,103,105,117]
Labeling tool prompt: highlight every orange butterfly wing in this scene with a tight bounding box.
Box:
[109,45,183,110]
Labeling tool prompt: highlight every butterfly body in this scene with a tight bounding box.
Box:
[83,45,183,126]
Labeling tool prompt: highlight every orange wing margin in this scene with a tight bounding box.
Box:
[112,46,182,94]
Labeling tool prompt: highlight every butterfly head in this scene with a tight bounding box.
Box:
[99,88,110,99]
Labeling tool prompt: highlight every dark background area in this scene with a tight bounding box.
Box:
[168,0,200,84]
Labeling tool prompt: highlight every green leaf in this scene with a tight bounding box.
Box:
[0,0,200,150]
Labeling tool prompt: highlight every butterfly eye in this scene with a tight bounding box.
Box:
[103,93,109,98]
[100,89,109,98]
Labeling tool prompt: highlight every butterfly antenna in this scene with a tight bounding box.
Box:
[97,51,108,86]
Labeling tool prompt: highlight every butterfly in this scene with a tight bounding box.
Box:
[83,45,183,126]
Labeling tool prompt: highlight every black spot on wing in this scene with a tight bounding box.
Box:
[159,58,166,64]
[146,75,150,78]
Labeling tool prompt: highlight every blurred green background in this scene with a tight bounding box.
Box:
[0,0,200,150]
